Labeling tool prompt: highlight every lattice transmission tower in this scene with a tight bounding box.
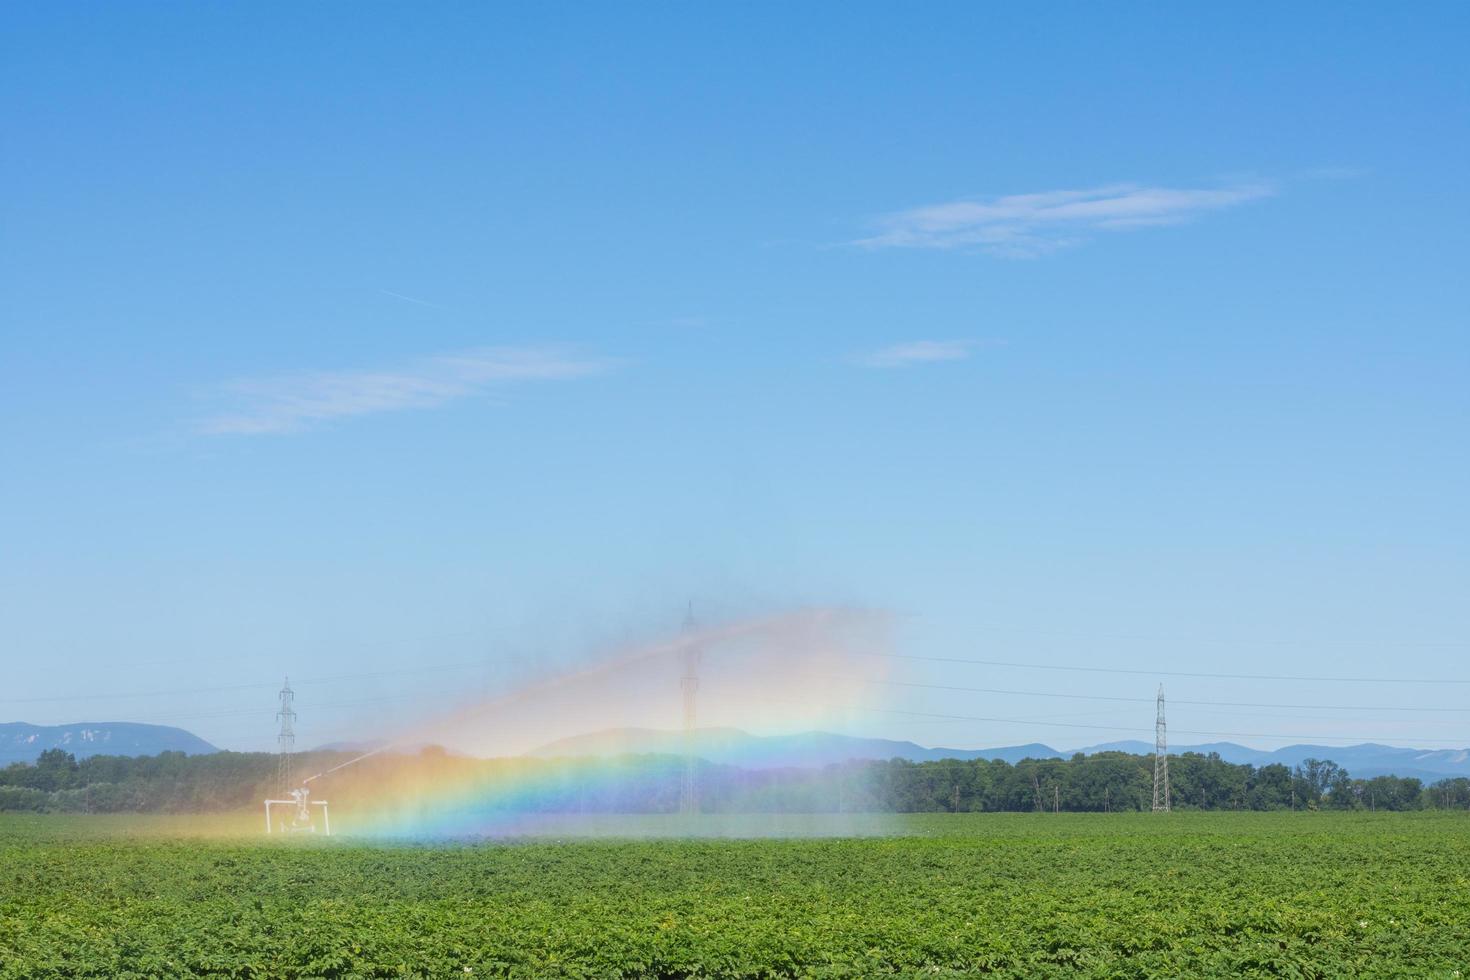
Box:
[276,677,296,794]
[1152,683,1170,812]
[679,602,700,815]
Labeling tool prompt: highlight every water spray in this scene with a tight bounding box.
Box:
[272,606,884,836]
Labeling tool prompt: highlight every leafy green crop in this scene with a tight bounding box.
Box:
[2,812,1467,978]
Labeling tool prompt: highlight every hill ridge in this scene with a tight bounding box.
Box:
[529,727,1470,781]
[1,722,219,766]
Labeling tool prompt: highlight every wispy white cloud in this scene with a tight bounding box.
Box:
[199,346,613,435]
[854,340,974,369]
[856,180,1275,257]
[378,289,447,311]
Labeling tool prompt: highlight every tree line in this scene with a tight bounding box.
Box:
[861,753,1463,813]
[3,746,1467,815]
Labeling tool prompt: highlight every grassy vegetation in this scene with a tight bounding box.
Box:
[4,812,1468,978]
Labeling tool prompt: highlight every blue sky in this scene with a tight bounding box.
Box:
[3,3,1467,753]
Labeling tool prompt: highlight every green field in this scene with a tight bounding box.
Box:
[3,812,1468,978]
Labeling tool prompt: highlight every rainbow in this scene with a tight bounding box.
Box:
[294,608,893,837]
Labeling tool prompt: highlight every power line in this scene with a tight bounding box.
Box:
[947,623,1467,652]
[26,668,1468,749]
[298,661,489,685]
[792,699,1470,745]
[875,653,1470,685]
[67,670,1470,732]
[827,675,1470,714]
[110,688,480,726]
[760,698,1149,736]
[12,645,1470,708]
[0,681,279,705]
[44,630,490,675]
[0,661,494,705]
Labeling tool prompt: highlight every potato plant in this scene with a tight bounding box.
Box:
[2,812,1468,978]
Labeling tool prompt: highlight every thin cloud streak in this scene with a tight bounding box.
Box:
[856,180,1275,256]
[379,289,447,310]
[199,347,614,435]
[855,340,973,368]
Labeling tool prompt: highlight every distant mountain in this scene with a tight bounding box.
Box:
[1,722,218,766]
[529,728,1470,782]
[312,739,389,754]
[1077,740,1470,782]
[529,727,1062,769]
[12,722,1459,782]
[311,739,466,757]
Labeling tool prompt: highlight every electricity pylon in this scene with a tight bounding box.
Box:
[276,677,296,794]
[1152,683,1170,812]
